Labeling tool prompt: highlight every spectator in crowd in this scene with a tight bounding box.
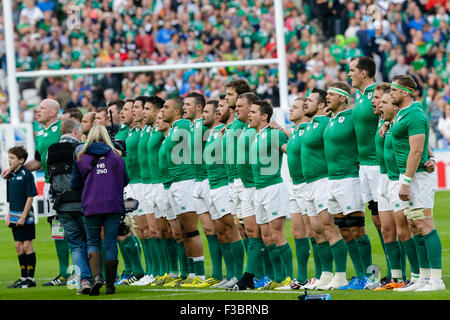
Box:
[438,103,450,148]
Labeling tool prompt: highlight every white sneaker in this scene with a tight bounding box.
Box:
[394,277,427,292]
[415,278,445,292]
[223,277,239,289]
[130,275,152,286]
[315,272,334,290]
[327,275,348,290]
[304,278,318,290]
[211,278,229,288]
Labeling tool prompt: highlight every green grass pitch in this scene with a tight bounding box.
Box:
[0,191,448,300]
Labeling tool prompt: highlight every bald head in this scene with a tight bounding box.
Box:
[37,98,60,127]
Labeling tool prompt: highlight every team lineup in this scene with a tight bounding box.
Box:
[29,55,444,294]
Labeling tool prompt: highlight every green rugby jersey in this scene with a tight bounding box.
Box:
[158,137,172,190]
[165,118,196,183]
[383,130,400,181]
[204,124,228,190]
[147,125,166,184]
[250,126,287,190]
[35,120,61,183]
[323,109,359,180]
[300,115,329,183]
[236,122,257,188]
[125,125,142,183]
[352,83,379,165]
[191,118,208,182]
[286,122,308,185]
[137,125,152,183]
[374,118,387,174]
[391,102,430,174]
[223,116,245,183]
[115,123,129,141]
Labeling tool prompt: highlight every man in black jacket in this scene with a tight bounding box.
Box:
[47,119,92,295]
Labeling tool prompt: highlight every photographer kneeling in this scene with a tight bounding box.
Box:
[71,125,129,295]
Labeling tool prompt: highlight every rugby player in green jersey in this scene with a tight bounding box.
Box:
[142,98,180,286]
[249,100,293,290]
[224,79,251,244]
[204,97,245,289]
[275,97,318,290]
[232,92,275,290]
[323,82,370,290]
[182,92,222,288]
[389,75,444,291]
[129,96,159,286]
[162,98,206,287]
[300,89,347,290]
[115,99,145,285]
[107,100,126,139]
[6,99,72,286]
[373,90,420,291]
[157,110,189,288]
[80,112,96,143]
[202,100,236,289]
[348,56,378,280]
[371,83,405,287]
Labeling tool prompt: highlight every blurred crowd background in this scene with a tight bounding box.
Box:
[0,0,449,148]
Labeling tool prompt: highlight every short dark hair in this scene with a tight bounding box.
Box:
[107,99,125,111]
[206,99,219,112]
[311,88,327,106]
[226,79,251,95]
[96,107,108,115]
[353,56,376,79]
[238,92,260,105]
[253,100,273,121]
[219,94,226,100]
[135,96,148,106]
[186,92,206,109]
[8,145,28,162]
[62,108,83,122]
[168,97,184,113]
[392,75,417,92]
[147,96,165,109]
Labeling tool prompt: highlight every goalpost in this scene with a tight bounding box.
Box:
[2,0,290,125]
[0,0,293,219]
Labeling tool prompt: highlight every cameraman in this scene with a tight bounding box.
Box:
[47,119,92,295]
[71,125,129,296]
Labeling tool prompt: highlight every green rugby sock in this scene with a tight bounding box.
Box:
[177,241,188,278]
[122,235,145,277]
[54,239,71,278]
[245,238,264,276]
[310,237,322,279]
[423,229,442,270]
[166,238,179,274]
[206,235,223,280]
[414,234,430,271]
[156,238,169,275]
[378,229,392,279]
[330,239,347,273]
[231,240,245,280]
[277,242,294,280]
[355,235,372,276]
[294,238,310,282]
[267,244,284,283]
[261,244,274,279]
[346,239,366,279]
[385,241,402,281]
[118,240,133,275]
[317,241,333,274]
[399,241,407,280]
[220,242,234,280]
[401,238,420,275]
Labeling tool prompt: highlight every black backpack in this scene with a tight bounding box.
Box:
[47,141,82,209]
